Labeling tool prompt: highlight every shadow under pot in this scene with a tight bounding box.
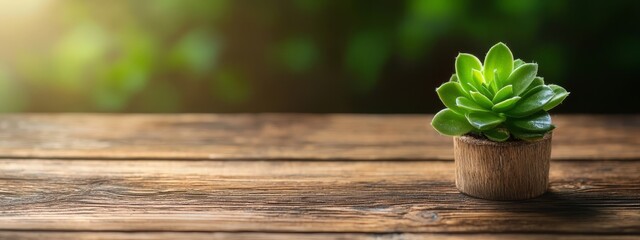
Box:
[453,133,552,200]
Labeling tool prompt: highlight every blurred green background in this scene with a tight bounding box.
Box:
[0,0,638,113]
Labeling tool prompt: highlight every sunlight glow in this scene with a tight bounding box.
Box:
[0,0,51,20]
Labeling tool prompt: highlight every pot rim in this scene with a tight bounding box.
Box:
[455,132,552,147]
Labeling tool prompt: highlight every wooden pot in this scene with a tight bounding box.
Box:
[453,133,552,200]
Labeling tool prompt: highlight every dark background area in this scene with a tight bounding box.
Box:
[0,0,638,113]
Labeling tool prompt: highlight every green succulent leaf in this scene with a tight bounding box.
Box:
[449,74,458,82]
[456,96,490,112]
[472,69,485,87]
[492,96,521,112]
[506,85,554,117]
[455,53,482,93]
[470,91,493,109]
[492,85,513,103]
[464,82,493,100]
[464,82,479,93]
[436,81,467,114]
[489,69,500,92]
[548,84,563,92]
[524,77,545,95]
[509,127,547,141]
[431,108,474,136]
[508,111,554,133]
[476,82,494,99]
[483,127,510,142]
[432,42,569,142]
[508,63,538,96]
[543,84,570,111]
[473,69,493,97]
[480,85,494,99]
[466,112,506,130]
[514,59,525,68]
[483,42,513,87]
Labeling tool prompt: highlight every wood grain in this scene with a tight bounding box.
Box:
[0,159,638,233]
[454,134,551,200]
[0,232,636,240]
[0,114,636,160]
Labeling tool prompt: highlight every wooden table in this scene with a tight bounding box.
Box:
[0,114,638,239]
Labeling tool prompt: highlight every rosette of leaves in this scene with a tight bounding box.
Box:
[431,43,569,141]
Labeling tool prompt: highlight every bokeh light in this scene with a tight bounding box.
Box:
[0,0,637,113]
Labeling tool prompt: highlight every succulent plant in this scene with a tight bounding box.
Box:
[431,42,569,141]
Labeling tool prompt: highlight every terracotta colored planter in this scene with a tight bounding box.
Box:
[453,133,552,200]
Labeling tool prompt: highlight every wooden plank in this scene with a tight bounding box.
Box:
[0,114,637,160]
[0,232,636,240]
[0,159,638,233]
